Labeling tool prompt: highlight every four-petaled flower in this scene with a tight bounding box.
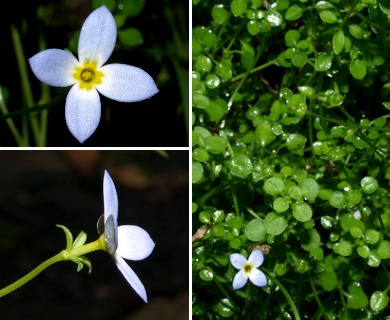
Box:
[29,6,159,143]
[101,170,155,302]
[230,250,267,290]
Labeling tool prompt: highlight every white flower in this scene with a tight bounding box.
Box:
[101,170,155,302]
[230,250,267,290]
[29,6,159,143]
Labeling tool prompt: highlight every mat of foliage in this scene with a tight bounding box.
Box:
[192,0,390,318]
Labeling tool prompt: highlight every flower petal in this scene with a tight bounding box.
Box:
[232,270,248,290]
[117,225,155,261]
[230,253,247,270]
[103,171,119,222]
[78,5,116,67]
[65,85,101,143]
[29,49,78,87]
[248,269,267,287]
[97,64,159,102]
[248,250,264,268]
[113,253,148,302]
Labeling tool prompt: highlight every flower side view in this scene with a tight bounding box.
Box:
[100,170,155,302]
[29,5,159,143]
[230,250,267,290]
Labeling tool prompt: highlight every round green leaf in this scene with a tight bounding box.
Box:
[204,136,227,154]
[245,219,267,241]
[231,0,247,16]
[334,238,353,256]
[360,176,379,194]
[214,298,235,317]
[264,212,288,235]
[315,54,333,71]
[273,197,289,213]
[199,267,214,281]
[292,202,313,222]
[301,228,321,251]
[291,52,307,67]
[370,291,389,311]
[229,154,253,178]
[264,177,285,196]
[329,191,346,208]
[285,29,301,47]
[300,178,319,200]
[349,60,367,80]
[193,148,209,162]
[347,283,369,309]
[212,5,229,25]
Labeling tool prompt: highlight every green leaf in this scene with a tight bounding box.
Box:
[378,240,390,259]
[348,24,364,39]
[247,20,261,35]
[349,60,367,80]
[231,0,247,16]
[285,29,301,47]
[199,267,214,281]
[285,5,303,21]
[315,54,333,71]
[292,202,313,222]
[319,10,338,24]
[299,178,319,200]
[245,219,267,241]
[204,136,227,154]
[379,0,390,15]
[347,283,369,309]
[228,154,253,178]
[118,28,143,47]
[264,212,288,235]
[333,29,345,55]
[264,177,285,196]
[212,5,229,25]
[273,197,289,213]
[370,291,389,311]
[192,161,204,183]
[360,176,378,194]
[117,0,145,17]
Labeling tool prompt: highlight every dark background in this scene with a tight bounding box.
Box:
[0,150,188,319]
[0,0,188,146]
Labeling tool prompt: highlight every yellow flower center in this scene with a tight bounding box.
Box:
[73,60,104,90]
[244,264,253,274]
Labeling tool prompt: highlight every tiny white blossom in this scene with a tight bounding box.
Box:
[230,250,267,290]
[102,170,155,302]
[29,6,158,143]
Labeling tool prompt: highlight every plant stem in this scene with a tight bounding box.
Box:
[0,87,25,146]
[0,237,105,298]
[11,24,42,146]
[0,252,63,298]
[263,269,301,320]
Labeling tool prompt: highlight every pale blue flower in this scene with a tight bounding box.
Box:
[29,6,158,143]
[230,250,267,290]
[102,171,155,302]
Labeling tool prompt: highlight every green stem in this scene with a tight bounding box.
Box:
[11,24,41,146]
[0,237,106,298]
[263,269,301,320]
[0,87,25,146]
[0,252,63,298]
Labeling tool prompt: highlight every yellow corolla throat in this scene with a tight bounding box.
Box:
[73,60,104,90]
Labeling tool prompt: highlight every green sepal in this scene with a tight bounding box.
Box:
[73,231,87,248]
[56,224,73,251]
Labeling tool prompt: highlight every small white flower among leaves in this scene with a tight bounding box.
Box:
[230,250,267,290]
[29,5,159,143]
[100,170,155,302]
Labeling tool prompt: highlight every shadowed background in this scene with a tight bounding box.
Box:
[0,150,188,319]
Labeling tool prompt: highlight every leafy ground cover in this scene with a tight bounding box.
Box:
[192,0,390,318]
